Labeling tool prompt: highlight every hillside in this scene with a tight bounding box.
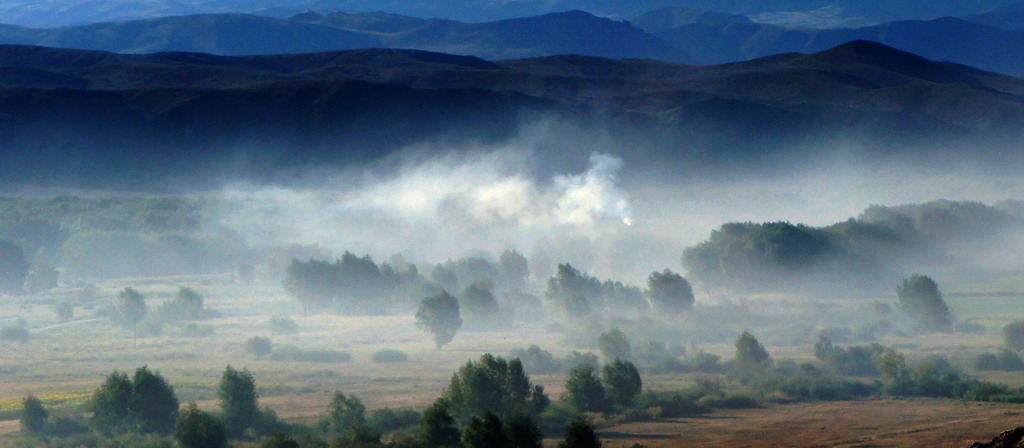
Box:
[0,10,688,61]
[0,41,1022,188]
[654,17,1024,76]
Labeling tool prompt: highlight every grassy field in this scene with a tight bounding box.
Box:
[2,273,1024,446]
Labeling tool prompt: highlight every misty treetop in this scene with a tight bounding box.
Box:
[416,290,462,349]
[682,200,1024,295]
[284,252,424,314]
[546,264,649,317]
[896,275,952,333]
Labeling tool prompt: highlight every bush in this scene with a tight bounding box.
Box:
[1,325,29,343]
[269,317,299,335]
[688,353,722,373]
[367,409,421,435]
[636,391,707,418]
[371,349,408,363]
[268,346,351,363]
[46,416,90,437]
[245,337,273,357]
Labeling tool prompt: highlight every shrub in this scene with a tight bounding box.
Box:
[1,325,29,343]
[245,337,273,357]
[269,316,299,335]
[268,346,351,363]
[367,409,421,435]
[20,395,47,434]
[371,349,408,363]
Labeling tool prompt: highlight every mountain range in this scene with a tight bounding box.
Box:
[0,0,1021,28]
[1,41,1022,188]
[2,8,1024,76]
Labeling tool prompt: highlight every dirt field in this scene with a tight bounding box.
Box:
[592,399,1024,448]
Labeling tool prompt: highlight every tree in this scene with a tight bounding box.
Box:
[89,371,134,436]
[563,364,607,413]
[546,264,601,316]
[219,365,259,438]
[443,354,549,424]
[646,269,695,313]
[175,403,227,448]
[601,360,642,409]
[597,328,631,361]
[735,331,772,370]
[89,367,180,436]
[135,367,180,431]
[415,290,462,349]
[896,275,951,332]
[463,413,510,448]
[131,366,180,435]
[499,250,530,288]
[159,287,204,322]
[20,395,47,434]
[261,433,300,448]
[419,398,460,448]
[283,259,336,316]
[504,414,542,448]
[460,280,501,328]
[322,391,367,439]
[1003,320,1024,350]
[0,240,29,295]
[245,336,273,357]
[558,416,601,448]
[814,336,835,361]
[115,287,147,347]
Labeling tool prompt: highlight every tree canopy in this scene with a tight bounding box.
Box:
[416,290,462,349]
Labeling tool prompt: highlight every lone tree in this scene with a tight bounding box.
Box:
[0,240,29,295]
[563,364,607,413]
[1003,320,1024,351]
[558,416,601,448]
[175,403,227,448]
[601,360,642,409]
[735,331,772,370]
[415,290,462,349]
[245,336,273,357]
[597,328,631,361]
[115,287,147,347]
[646,269,695,313]
[460,280,501,328]
[896,275,951,332]
[20,395,47,434]
[219,365,259,438]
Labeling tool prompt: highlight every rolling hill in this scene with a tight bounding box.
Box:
[0,41,1022,188]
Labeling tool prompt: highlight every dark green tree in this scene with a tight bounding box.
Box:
[504,414,542,448]
[0,240,29,295]
[601,360,642,409]
[115,287,147,347]
[415,290,462,349]
[261,433,300,448]
[735,331,772,370]
[896,275,951,332]
[131,366,180,435]
[443,354,549,424]
[646,269,695,313]
[419,398,460,448]
[89,371,134,436]
[597,328,631,361]
[175,403,227,448]
[558,416,601,448]
[20,395,47,434]
[219,365,259,438]
[463,413,510,448]
[563,364,607,413]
